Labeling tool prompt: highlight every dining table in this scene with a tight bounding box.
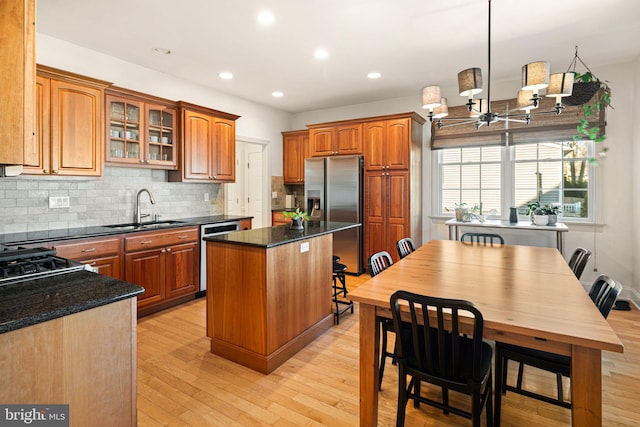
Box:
[347,239,624,426]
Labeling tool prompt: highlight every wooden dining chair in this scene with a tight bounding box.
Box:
[396,237,416,260]
[567,247,592,279]
[460,232,504,245]
[494,274,622,426]
[367,251,394,389]
[390,291,493,427]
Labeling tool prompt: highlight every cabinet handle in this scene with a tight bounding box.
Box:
[177,235,189,239]
[43,169,48,174]
[161,249,166,253]
[208,175,213,179]
[140,240,153,245]
[88,262,97,266]
[81,247,96,252]
[166,248,172,252]
[52,170,59,174]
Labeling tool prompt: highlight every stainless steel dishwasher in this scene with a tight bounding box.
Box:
[199,221,241,295]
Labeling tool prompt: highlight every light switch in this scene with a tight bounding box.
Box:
[300,242,309,253]
[272,191,278,198]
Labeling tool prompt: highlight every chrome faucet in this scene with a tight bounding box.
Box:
[134,188,156,225]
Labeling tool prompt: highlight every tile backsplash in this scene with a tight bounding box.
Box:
[0,166,224,234]
[270,176,303,210]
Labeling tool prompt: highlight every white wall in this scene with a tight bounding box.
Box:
[291,60,640,304]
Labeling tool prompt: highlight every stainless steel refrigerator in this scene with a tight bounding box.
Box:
[305,155,364,274]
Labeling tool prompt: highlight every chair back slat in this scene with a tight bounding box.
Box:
[589,274,622,318]
[390,291,486,382]
[396,237,416,259]
[460,232,504,245]
[368,251,393,277]
[568,247,592,279]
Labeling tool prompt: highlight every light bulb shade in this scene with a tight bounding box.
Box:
[470,98,488,117]
[546,72,574,97]
[516,90,537,110]
[421,85,442,110]
[433,97,449,118]
[522,61,550,90]
[458,68,483,97]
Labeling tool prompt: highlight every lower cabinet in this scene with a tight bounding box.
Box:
[124,227,199,314]
[50,236,123,280]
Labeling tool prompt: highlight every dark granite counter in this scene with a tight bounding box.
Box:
[0,270,144,334]
[203,221,360,248]
[0,214,253,246]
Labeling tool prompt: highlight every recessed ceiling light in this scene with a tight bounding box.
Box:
[152,47,171,55]
[272,91,284,98]
[314,49,329,60]
[257,10,275,25]
[219,72,234,80]
[368,72,382,79]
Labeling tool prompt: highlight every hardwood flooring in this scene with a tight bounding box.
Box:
[137,275,640,426]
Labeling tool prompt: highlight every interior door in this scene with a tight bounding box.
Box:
[226,140,265,228]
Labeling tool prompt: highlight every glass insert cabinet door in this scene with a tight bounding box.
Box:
[146,105,175,164]
[107,96,142,163]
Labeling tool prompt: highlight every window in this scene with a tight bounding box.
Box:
[435,140,593,220]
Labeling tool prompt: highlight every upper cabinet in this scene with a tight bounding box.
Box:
[282,130,309,184]
[105,89,177,169]
[363,118,412,171]
[308,122,363,157]
[169,102,240,183]
[0,0,35,166]
[24,66,110,176]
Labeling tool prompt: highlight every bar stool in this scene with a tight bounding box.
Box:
[332,257,353,324]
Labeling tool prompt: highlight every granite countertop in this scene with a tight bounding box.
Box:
[203,221,360,248]
[0,270,144,334]
[0,214,254,246]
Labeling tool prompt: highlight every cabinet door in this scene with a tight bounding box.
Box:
[309,127,335,157]
[213,117,235,182]
[0,0,34,165]
[364,171,386,262]
[146,104,176,168]
[385,118,411,170]
[50,79,103,176]
[335,123,363,155]
[182,110,214,181]
[386,171,410,262]
[363,121,385,170]
[239,218,252,230]
[283,133,305,183]
[125,248,164,310]
[23,75,50,174]
[164,241,198,299]
[84,255,123,280]
[106,95,143,165]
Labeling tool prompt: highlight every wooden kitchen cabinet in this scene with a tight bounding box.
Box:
[308,123,363,157]
[50,236,123,280]
[105,89,177,169]
[124,227,199,314]
[239,218,252,230]
[282,130,309,183]
[362,112,425,263]
[0,0,35,166]
[272,211,290,226]
[169,101,240,183]
[24,66,110,176]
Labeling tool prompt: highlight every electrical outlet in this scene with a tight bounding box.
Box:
[48,196,70,209]
[300,242,309,253]
[204,193,209,201]
[272,191,278,198]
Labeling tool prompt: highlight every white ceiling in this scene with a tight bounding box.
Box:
[37,0,640,113]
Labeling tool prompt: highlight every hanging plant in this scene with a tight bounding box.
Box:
[563,46,613,163]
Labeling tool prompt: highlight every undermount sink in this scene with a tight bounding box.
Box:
[104,220,186,231]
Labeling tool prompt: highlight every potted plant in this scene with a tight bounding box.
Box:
[545,204,562,225]
[454,202,471,222]
[532,207,549,226]
[282,208,309,230]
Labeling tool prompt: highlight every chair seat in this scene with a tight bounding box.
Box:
[333,262,347,273]
[497,342,570,375]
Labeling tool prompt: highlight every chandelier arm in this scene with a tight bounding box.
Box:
[436,120,483,129]
[495,117,529,124]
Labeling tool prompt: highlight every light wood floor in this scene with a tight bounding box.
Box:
[137,275,640,426]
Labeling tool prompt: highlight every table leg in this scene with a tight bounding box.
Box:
[448,225,453,240]
[359,304,380,427]
[571,345,602,426]
[557,230,565,256]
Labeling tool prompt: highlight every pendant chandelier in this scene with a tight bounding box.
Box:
[422,0,575,129]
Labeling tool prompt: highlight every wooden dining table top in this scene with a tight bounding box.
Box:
[349,239,623,354]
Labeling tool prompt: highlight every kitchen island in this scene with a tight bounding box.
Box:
[204,221,359,374]
[0,270,143,426]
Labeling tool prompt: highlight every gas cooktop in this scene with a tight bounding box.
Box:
[0,244,89,286]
